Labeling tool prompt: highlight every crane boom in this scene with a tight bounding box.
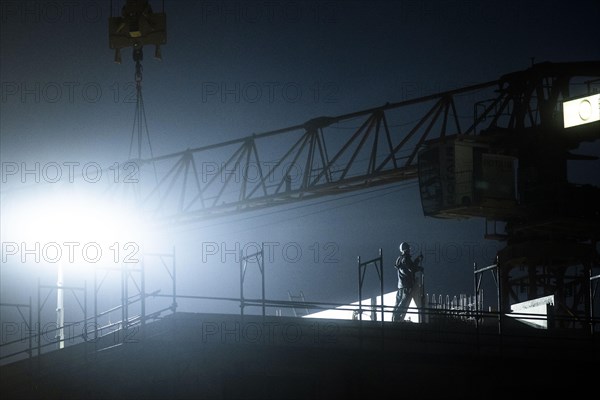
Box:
[2,62,598,229]
[115,61,598,228]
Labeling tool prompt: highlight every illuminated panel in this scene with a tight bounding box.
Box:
[563,94,600,128]
[508,295,554,329]
[303,291,420,322]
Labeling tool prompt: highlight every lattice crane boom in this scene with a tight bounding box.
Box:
[107,61,599,229]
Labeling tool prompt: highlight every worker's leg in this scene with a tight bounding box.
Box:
[392,288,411,322]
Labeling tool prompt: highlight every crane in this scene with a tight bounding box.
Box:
[2,3,599,389]
[108,60,597,329]
[4,20,599,333]
[102,2,600,332]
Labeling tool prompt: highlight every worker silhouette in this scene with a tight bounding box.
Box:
[392,242,424,322]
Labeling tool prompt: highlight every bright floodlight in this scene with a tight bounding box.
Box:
[563,93,600,128]
[10,192,140,241]
[1,187,151,350]
[2,188,147,266]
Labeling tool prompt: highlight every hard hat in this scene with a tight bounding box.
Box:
[399,242,410,254]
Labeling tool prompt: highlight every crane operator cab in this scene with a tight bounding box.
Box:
[417,135,520,220]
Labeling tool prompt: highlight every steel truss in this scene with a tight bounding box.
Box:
[102,61,598,227]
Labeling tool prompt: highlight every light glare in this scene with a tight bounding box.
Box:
[2,189,147,260]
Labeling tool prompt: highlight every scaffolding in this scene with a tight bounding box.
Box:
[2,245,598,369]
[240,245,265,317]
[357,248,384,323]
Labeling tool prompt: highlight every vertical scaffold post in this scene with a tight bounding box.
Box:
[37,278,41,358]
[141,254,146,328]
[28,296,32,361]
[93,271,98,345]
[379,248,384,323]
[239,244,265,317]
[172,246,177,312]
[473,262,478,330]
[590,269,599,335]
[83,281,88,360]
[357,249,384,323]
[357,255,362,321]
[240,249,245,317]
[497,256,503,335]
[122,262,128,337]
[261,246,265,317]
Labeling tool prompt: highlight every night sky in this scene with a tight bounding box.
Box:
[1,0,599,328]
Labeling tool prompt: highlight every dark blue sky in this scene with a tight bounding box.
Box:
[1,0,599,317]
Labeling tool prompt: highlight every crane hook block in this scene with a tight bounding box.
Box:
[109,0,166,61]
